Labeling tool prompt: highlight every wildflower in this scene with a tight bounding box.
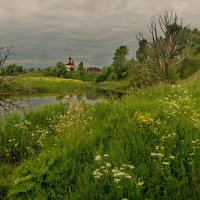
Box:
[104,154,109,157]
[170,156,175,159]
[162,162,170,165]
[94,155,102,161]
[137,180,144,186]
[112,169,119,174]
[103,169,109,174]
[106,163,111,168]
[125,175,132,179]
[127,165,135,169]
[137,113,154,125]
[15,143,19,147]
[151,152,164,157]
[192,140,199,144]
[114,179,121,183]
[93,170,103,179]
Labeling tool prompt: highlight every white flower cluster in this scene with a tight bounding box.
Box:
[93,154,144,188]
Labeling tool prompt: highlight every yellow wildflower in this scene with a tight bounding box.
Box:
[137,113,154,125]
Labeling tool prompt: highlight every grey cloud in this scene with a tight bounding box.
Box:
[0,0,200,68]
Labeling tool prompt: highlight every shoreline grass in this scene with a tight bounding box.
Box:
[0,76,95,94]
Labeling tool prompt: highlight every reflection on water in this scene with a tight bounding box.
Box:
[0,90,125,116]
[95,88,125,99]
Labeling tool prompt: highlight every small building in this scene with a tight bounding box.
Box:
[65,57,75,71]
[86,67,102,73]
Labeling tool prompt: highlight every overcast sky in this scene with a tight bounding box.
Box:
[0,0,200,68]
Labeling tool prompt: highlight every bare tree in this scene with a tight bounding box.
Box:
[0,45,14,68]
[136,11,191,80]
[0,45,21,115]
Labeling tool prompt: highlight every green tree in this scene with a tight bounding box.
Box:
[56,62,67,77]
[77,62,84,71]
[95,66,112,83]
[1,64,24,75]
[112,46,129,79]
[136,39,148,62]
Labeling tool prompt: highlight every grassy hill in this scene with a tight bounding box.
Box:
[0,71,200,199]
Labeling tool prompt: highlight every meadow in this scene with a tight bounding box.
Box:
[0,71,200,199]
[0,76,94,94]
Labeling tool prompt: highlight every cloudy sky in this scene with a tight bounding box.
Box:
[0,0,200,68]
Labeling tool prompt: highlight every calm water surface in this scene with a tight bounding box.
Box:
[0,91,124,116]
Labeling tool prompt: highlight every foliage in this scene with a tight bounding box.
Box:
[136,39,148,62]
[136,11,198,82]
[96,66,112,83]
[77,61,85,72]
[112,46,129,80]
[0,64,24,76]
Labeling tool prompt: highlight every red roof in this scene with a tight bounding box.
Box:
[66,62,74,66]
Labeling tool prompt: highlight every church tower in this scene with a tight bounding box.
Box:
[65,56,75,71]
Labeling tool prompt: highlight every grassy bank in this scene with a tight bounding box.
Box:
[0,76,94,94]
[95,80,130,93]
[0,71,200,199]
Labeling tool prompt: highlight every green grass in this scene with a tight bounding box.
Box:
[96,80,130,93]
[0,76,94,94]
[0,71,200,199]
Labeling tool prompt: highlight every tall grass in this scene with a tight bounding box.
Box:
[0,73,200,199]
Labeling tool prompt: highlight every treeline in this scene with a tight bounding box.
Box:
[96,11,200,87]
[0,64,24,75]
[43,61,98,81]
[0,62,99,82]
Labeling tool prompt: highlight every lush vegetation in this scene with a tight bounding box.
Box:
[96,12,200,87]
[0,70,199,199]
[0,10,200,200]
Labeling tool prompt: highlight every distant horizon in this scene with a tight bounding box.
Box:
[1,0,200,68]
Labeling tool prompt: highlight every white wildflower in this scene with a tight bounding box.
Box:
[125,175,132,179]
[137,181,144,186]
[106,163,111,168]
[94,155,102,161]
[162,162,170,165]
[114,179,121,183]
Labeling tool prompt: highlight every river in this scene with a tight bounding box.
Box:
[0,90,125,116]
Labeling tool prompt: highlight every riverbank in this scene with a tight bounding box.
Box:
[0,76,94,94]
[0,76,132,96]
[0,71,200,199]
